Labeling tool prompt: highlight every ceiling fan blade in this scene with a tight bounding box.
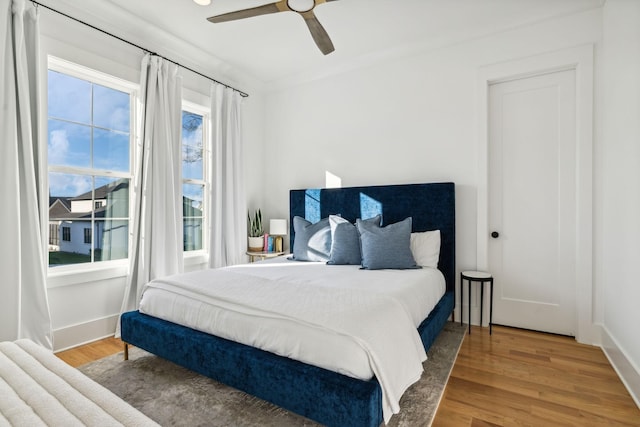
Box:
[207,1,287,24]
[301,11,335,55]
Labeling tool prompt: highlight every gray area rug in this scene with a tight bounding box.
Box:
[80,322,465,427]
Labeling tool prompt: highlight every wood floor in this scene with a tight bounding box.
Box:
[56,326,640,426]
[56,336,123,368]
[432,325,640,426]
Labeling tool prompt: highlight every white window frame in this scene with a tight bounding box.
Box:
[46,56,139,279]
[181,101,210,264]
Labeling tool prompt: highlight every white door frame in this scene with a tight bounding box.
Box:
[476,45,596,344]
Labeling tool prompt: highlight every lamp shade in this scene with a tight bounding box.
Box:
[270,219,288,235]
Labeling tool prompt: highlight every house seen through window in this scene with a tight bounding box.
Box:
[47,58,134,267]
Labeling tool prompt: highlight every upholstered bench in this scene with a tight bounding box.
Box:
[0,339,158,426]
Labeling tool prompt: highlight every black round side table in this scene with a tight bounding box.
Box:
[460,271,494,334]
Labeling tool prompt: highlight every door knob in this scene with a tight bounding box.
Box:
[491,231,499,238]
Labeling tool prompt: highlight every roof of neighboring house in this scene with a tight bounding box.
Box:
[49,198,71,218]
[49,196,71,209]
[70,179,129,201]
[49,179,203,220]
[49,179,130,221]
[49,204,111,221]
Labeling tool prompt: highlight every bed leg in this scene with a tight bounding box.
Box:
[124,343,129,361]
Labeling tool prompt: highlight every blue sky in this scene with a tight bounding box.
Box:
[48,70,205,206]
[48,70,130,198]
[181,111,204,209]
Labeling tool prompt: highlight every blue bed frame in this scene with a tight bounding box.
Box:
[121,182,455,427]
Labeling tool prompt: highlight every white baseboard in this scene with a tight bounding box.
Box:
[53,314,119,352]
[601,327,640,409]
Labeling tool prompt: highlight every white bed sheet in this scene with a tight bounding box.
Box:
[138,258,445,422]
[140,258,445,380]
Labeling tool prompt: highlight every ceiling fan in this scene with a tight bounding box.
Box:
[207,0,340,55]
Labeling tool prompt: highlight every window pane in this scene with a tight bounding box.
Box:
[48,64,133,268]
[49,172,92,201]
[183,218,203,251]
[93,84,130,132]
[48,119,91,168]
[93,129,129,172]
[183,183,203,252]
[48,174,129,266]
[48,220,92,266]
[95,220,128,261]
[95,176,129,218]
[182,111,203,180]
[183,184,203,217]
[47,70,91,124]
[182,145,203,180]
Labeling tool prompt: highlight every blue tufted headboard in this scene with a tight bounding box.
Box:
[289,182,456,292]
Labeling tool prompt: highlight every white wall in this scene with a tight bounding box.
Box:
[39,7,265,351]
[262,3,640,405]
[262,8,602,325]
[600,0,640,406]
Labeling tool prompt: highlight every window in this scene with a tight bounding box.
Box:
[47,57,136,267]
[181,104,208,252]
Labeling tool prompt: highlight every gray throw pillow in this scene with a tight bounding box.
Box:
[291,216,331,262]
[356,217,420,270]
[327,215,381,265]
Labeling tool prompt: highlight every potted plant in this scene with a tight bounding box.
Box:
[247,209,264,252]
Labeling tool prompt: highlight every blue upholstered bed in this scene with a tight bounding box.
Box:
[121,182,455,427]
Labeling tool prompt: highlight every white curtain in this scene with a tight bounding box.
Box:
[0,0,52,348]
[118,54,183,331]
[209,83,246,268]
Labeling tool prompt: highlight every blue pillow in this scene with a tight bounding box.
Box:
[356,217,420,270]
[291,216,331,262]
[327,215,381,265]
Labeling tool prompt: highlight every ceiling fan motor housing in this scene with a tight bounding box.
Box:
[287,0,316,13]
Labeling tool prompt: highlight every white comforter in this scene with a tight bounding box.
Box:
[139,258,445,423]
[0,339,158,427]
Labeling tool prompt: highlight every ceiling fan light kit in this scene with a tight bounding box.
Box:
[207,0,338,55]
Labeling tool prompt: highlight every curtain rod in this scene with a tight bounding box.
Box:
[31,1,249,98]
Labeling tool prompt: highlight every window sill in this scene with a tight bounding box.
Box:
[184,251,209,267]
[47,260,129,288]
[46,252,209,288]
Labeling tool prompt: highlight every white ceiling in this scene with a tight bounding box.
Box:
[49,0,604,89]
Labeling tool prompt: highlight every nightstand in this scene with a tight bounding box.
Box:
[246,251,286,263]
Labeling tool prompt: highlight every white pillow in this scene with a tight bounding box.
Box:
[410,230,441,268]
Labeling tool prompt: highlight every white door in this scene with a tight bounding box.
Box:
[488,70,576,336]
